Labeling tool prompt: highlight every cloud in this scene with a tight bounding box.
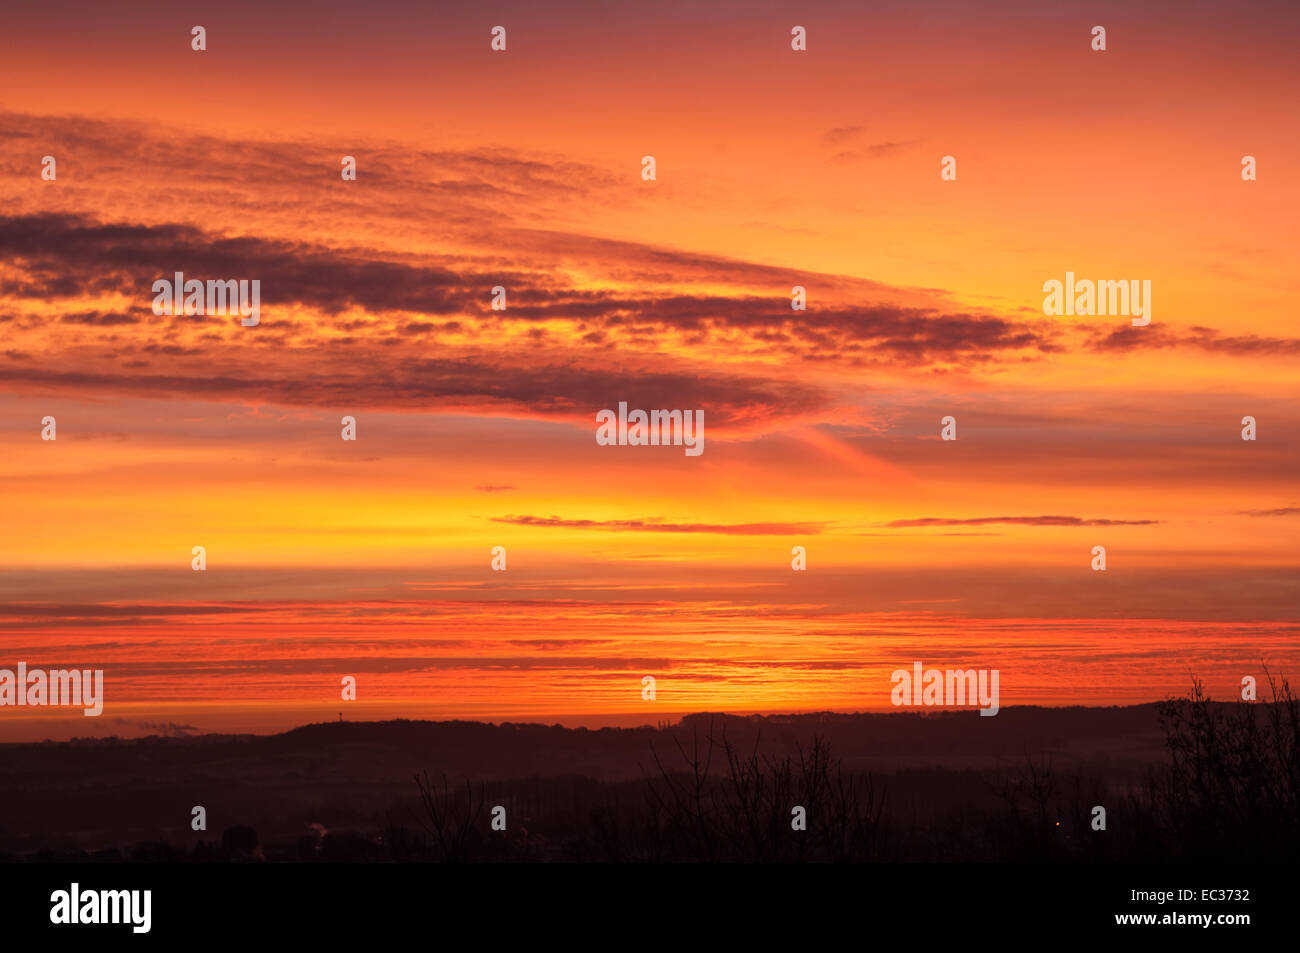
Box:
[866,140,920,157]
[58,310,138,325]
[1239,506,1300,517]
[1086,324,1300,356]
[828,140,921,164]
[491,515,828,535]
[0,212,1058,371]
[0,207,1070,430]
[0,351,833,430]
[882,515,1161,528]
[823,125,864,146]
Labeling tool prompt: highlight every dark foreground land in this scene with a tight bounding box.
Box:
[1,683,1296,863]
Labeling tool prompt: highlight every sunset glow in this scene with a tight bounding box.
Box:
[2,0,1298,740]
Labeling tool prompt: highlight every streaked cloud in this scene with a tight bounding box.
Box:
[882,516,1162,528]
[491,515,828,534]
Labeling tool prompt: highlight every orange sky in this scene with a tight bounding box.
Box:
[1,0,1298,739]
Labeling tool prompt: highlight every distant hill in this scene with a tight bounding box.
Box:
[0,704,1190,856]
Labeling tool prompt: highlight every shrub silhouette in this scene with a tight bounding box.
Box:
[642,719,886,862]
[1150,672,1300,861]
[412,770,486,863]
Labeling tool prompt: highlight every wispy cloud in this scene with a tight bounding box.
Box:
[491,515,828,535]
[829,139,922,164]
[882,515,1161,528]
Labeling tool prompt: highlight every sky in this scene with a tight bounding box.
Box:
[1,0,1298,739]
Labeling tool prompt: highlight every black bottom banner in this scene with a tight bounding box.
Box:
[0,861,1276,942]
